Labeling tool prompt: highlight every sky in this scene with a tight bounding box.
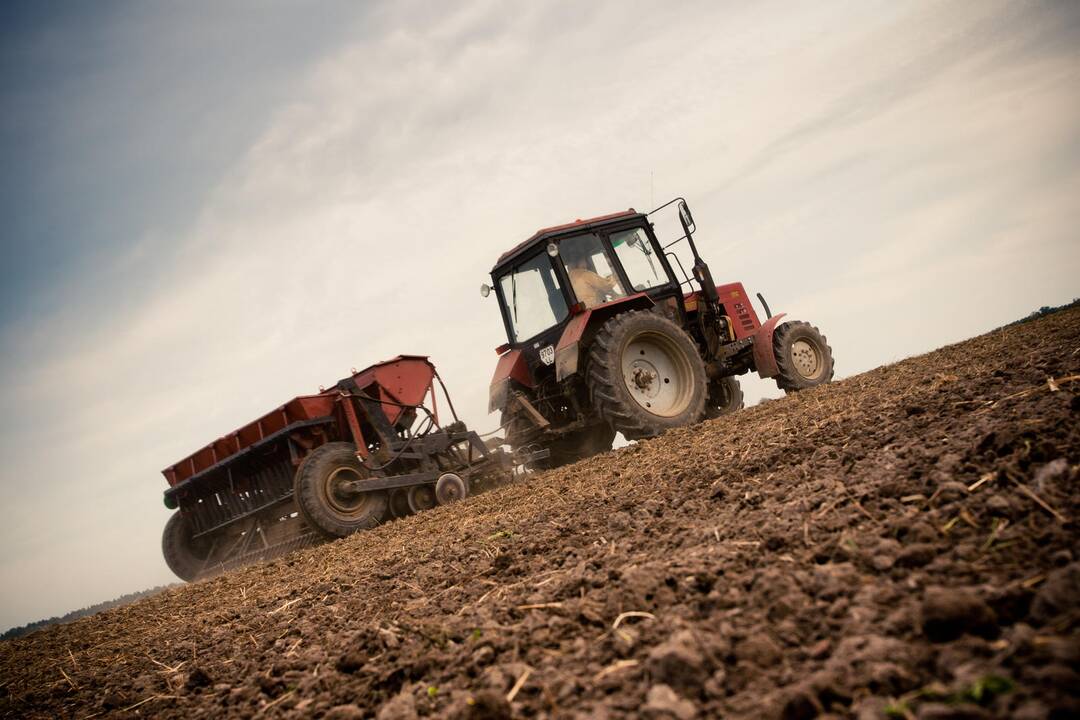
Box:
[1,0,1078,631]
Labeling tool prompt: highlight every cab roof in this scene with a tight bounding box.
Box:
[492,209,643,272]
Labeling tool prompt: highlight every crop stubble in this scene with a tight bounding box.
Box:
[2,308,1078,719]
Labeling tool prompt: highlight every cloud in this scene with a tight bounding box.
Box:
[1,0,1078,629]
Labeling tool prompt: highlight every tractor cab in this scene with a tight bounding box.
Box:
[486,210,684,370]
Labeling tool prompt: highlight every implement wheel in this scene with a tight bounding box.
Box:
[294,442,388,539]
[408,484,437,513]
[772,321,835,393]
[388,489,412,519]
[706,376,745,419]
[435,473,468,504]
[587,310,707,439]
[162,512,214,582]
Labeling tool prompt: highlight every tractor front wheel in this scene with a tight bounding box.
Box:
[162,511,214,582]
[587,310,707,439]
[294,442,388,539]
[772,321,835,393]
[706,376,745,419]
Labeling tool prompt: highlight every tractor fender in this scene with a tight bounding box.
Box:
[752,312,787,379]
[489,349,532,413]
[555,293,654,382]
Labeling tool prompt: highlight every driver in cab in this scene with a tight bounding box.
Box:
[566,252,619,308]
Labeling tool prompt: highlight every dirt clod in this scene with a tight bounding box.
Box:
[644,684,698,719]
[921,587,998,642]
[646,630,708,696]
[2,307,1079,719]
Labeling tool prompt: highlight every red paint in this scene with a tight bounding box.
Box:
[490,348,533,389]
[753,313,787,379]
[715,283,762,339]
[495,210,639,265]
[162,355,436,487]
[555,292,653,352]
[682,283,762,340]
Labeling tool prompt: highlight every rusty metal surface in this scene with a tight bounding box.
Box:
[753,313,788,379]
[162,356,435,487]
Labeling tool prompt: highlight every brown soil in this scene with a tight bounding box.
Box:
[3,308,1079,720]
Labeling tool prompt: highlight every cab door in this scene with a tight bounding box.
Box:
[603,224,687,323]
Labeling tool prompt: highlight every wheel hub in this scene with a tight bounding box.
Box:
[632,366,657,390]
[791,339,822,379]
[325,467,373,514]
[622,331,693,416]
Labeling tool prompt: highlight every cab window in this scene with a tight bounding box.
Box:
[559,233,627,308]
[610,228,668,292]
[498,252,569,342]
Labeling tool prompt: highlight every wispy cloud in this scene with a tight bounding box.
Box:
[1,0,1078,629]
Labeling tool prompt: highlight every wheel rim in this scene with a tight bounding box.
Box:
[389,489,411,518]
[790,338,825,380]
[408,485,437,512]
[621,330,695,417]
[435,473,467,504]
[322,466,379,520]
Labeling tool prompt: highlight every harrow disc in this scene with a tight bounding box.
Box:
[435,473,468,504]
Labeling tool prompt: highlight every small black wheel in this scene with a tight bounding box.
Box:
[162,511,213,582]
[773,321,835,393]
[706,376,745,419]
[407,484,437,512]
[388,488,412,519]
[586,310,707,439]
[294,442,388,539]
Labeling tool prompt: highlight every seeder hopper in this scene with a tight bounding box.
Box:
[160,356,506,581]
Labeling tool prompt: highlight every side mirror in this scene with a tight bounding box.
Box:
[678,200,696,237]
[480,283,492,298]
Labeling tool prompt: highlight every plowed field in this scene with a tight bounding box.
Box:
[3,308,1079,720]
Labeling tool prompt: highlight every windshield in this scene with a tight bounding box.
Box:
[498,252,569,343]
[610,228,668,292]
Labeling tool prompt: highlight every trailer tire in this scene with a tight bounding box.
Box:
[294,442,388,539]
[587,310,707,439]
[162,511,213,582]
[706,376,744,419]
[772,321,834,393]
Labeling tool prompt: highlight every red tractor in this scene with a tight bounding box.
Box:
[484,198,834,467]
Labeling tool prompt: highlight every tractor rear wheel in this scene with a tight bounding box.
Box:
[706,376,744,418]
[162,511,214,582]
[773,321,834,392]
[587,310,707,439]
[294,442,388,539]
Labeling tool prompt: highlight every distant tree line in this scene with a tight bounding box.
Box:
[996,298,1079,331]
[1,584,177,641]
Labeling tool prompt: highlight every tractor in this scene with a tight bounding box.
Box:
[483,198,834,467]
